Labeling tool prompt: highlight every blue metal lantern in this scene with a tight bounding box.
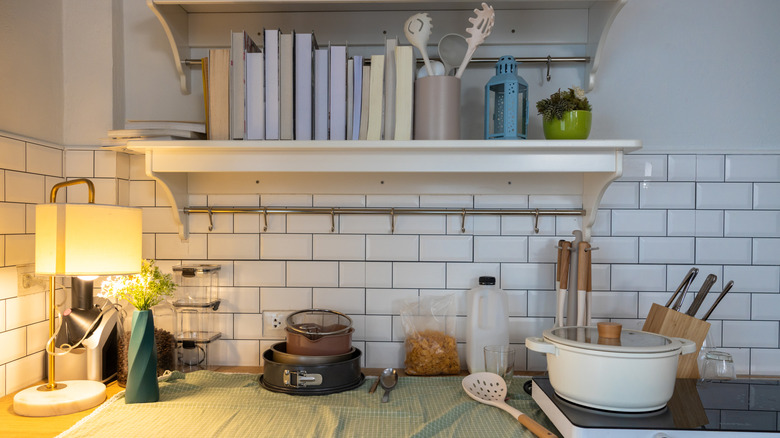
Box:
[484,56,528,139]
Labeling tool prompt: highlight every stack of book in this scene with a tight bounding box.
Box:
[102,120,207,148]
[206,30,415,141]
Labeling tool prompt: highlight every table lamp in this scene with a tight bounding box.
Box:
[13,178,142,416]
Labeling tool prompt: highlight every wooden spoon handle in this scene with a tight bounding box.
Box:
[518,414,557,437]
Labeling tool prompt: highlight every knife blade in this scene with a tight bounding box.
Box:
[702,280,734,321]
[685,273,717,316]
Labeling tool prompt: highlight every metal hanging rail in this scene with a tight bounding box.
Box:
[185,206,585,234]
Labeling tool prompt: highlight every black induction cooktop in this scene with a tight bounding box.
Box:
[531,377,780,436]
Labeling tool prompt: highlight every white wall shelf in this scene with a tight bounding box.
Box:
[147,0,627,93]
[126,139,641,240]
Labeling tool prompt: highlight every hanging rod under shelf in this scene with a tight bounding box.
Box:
[182,56,589,66]
[185,206,585,234]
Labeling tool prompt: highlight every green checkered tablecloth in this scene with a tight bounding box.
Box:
[58,371,559,438]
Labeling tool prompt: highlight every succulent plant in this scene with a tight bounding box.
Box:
[536,87,592,122]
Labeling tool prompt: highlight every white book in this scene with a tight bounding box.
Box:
[351,56,364,141]
[294,32,315,140]
[346,58,354,140]
[313,48,329,140]
[393,46,414,141]
[230,32,243,139]
[279,32,294,140]
[366,55,385,141]
[124,120,206,134]
[264,28,280,140]
[245,50,265,140]
[329,44,347,140]
[383,37,398,140]
[358,64,370,140]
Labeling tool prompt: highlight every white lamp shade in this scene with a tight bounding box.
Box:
[35,203,142,276]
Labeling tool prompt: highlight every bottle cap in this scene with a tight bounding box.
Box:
[478,276,496,285]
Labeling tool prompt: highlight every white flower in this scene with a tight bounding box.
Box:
[573,86,586,100]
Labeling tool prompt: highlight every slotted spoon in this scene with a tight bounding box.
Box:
[404,12,435,77]
[454,2,495,79]
[462,372,556,438]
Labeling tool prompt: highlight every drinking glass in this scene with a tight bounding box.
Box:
[701,350,736,380]
[484,345,515,390]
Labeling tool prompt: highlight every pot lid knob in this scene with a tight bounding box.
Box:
[597,322,622,343]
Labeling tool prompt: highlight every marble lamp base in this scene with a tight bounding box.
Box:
[13,380,106,417]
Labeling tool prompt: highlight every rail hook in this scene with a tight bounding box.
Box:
[546,55,552,82]
[262,207,268,232]
[461,209,467,233]
[207,206,214,231]
[533,208,540,233]
[330,208,336,233]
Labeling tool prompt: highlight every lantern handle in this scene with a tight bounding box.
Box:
[546,55,552,82]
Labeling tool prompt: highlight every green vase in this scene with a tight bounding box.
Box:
[542,110,592,139]
[125,309,160,403]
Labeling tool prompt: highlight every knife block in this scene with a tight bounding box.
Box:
[642,303,711,378]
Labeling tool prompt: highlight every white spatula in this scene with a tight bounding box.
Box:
[462,372,556,438]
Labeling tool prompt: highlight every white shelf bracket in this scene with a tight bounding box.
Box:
[581,150,625,242]
[147,0,191,94]
[585,0,628,91]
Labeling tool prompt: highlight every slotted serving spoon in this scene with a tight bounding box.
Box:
[454,2,495,79]
[404,12,435,77]
[462,372,556,438]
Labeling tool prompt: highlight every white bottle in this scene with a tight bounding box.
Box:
[466,276,510,373]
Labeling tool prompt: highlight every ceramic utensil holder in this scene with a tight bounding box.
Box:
[642,303,711,378]
[414,76,460,140]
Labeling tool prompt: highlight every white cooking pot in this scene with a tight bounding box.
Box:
[526,323,697,412]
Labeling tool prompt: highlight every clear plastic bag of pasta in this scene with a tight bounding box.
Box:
[401,294,460,375]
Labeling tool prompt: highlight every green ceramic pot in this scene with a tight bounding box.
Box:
[125,309,160,403]
[542,110,592,140]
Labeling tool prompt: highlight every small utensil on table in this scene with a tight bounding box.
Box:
[404,12,435,77]
[462,372,556,438]
[702,280,734,321]
[379,367,398,403]
[437,33,467,76]
[685,273,717,316]
[667,267,698,309]
[368,377,380,394]
[454,2,495,79]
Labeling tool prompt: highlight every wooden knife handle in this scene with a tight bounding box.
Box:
[559,241,571,287]
[518,414,557,438]
[556,239,565,282]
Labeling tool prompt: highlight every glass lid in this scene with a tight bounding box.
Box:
[545,326,679,354]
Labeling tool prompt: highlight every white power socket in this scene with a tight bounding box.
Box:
[17,264,47,296]
[263,311,292,338]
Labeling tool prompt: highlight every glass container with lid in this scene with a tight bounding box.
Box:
[544,323,684,354]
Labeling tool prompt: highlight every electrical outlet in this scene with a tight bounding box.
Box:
[263,311,292,338]
[17,264,47,296]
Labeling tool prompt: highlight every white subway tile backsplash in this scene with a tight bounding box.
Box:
[754,183,780,209]
[529,195,582,209]
[366,235,418,261]
[751,349,780,376]
[93,150,117,178]
[752,294,780,320]
[0,328,25,364]
[725,210,780,237]
[695,292,750,320]
[591,291,638,319]
[527,290,553,317]
[527,237,558,263]
[753,238,780,265]
[364,342,404,368]
[64,150,93,177]
[639,237,695,264]
[723,265,780,293]
[235,261,285,287]
[190,211,234,234]
[395,215,447,235]
[6,352,45,393]
[313,234,365,260]
[5,293,44,330]
[365,195,419,207]
[287,262,338,287]
[420,235,472,261]
[129,180,156,206]
[611,265,666,291]
[211,340,259,366]
[726,155,780,182]
[667,265,721,292]
[620,155,667,181]
[420,195,473,208]
[340,214,392,234]
[313,195,365,207]
[338,262,392,288]
[591,264,610,291]
[600,182,639,209]
[233,314,262,339]
[0,136,25,171]
[366,289,418,314]
[218,287,260,314]
[475,236,527,262]
[668,210,724,237]
[26,144,62,177]
[287,214,337,233]
[640,182,695,209]
[156,233,208,259]
[474,195,529,209]
[696,238,752,265]
[667,155,696,181]
[502,216,555,236]
[0,300,5,331]
[0,203,25,234]
[612,210,667,236]
[5,234,34,265]
[362,315,393,341]
[697,183,752,210]
[696,155,725,182]
[261,234,312,260]
[445,263,500,289]
[509,317,552,344]
[210,234,259,260]
[142,207,179,233]
[722,321,778,348]
[313,288,365,314]
[589,237,638,263]
[502,263,554,290]
[5,172,44,204]
[261,194,312,207]
[392,263,445,289]
[260,287,312,310]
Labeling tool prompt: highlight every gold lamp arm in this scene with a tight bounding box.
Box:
[50,178,95,204]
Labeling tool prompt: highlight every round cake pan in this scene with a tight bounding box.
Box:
[261,347,363,395]
[271,342,355,365]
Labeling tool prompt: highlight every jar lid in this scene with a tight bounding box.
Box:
[544,326,681,354]
[173,264,222,276]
